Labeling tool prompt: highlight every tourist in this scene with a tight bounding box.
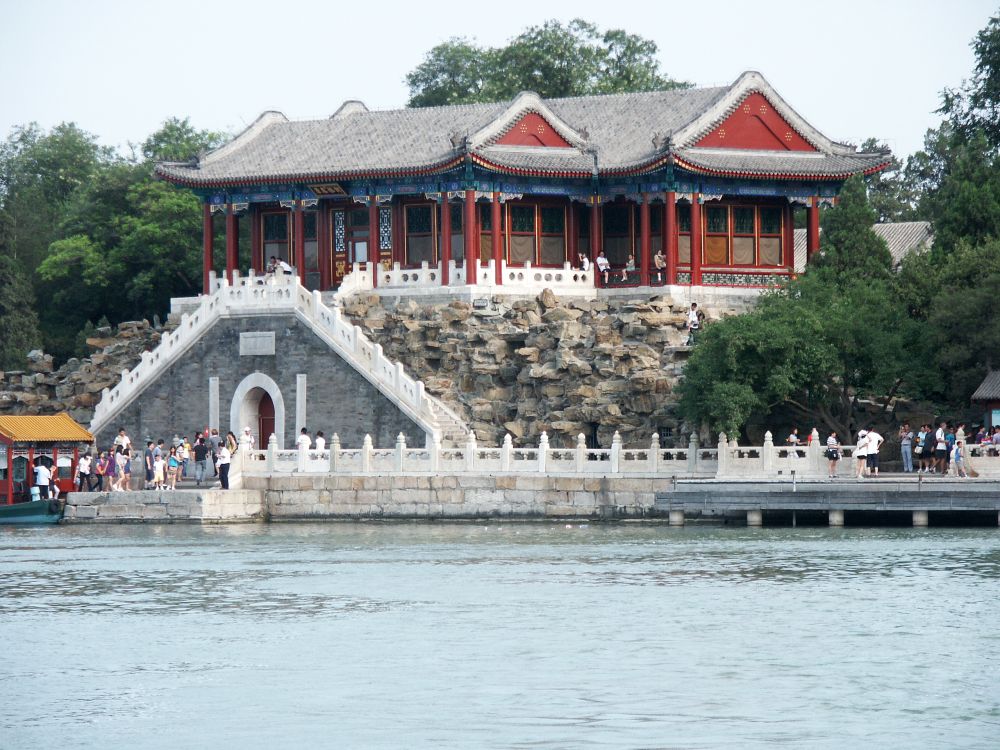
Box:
[113,427,131,453]
[277,257,293,275]
[620,254,635,282]
[898,422,914,473]
[855,430,869,478]
[595,251,610,284]
[167,446,181,490]
[77,453,93,492]
[944,425,957,474]
[297,427,311,451]
[193,437,209,487]
[267,255,278,275]
[315,431,326,451]
[113,446,127,491]
[144,441,155,489]
[217,442,232,490]
[952,436,968,478]
[786,427,801,459]
[578,253,591,272]
[94,451,110,491]
[653,249,666,283]
[866,429,884,478]
[180,435,191,477]
[934,421,948,474]
[685,303,701,346]
[239,426,255,451]
[33,460,51,500]
[974,425,986,445]
[226,430,238,454]
[209,429,222,476]
[121,446,133,490]
[825,431,841,478]
[153,451,166,491]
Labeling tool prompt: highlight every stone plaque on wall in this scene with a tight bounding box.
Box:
[239,332,275,356]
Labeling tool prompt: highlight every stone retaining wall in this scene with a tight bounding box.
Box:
[63,474,674,522]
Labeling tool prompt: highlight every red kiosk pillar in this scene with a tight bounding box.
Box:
[464,190,477,285]
[491,192,502,285]
[590,197,602,286]
[690,193,703,286]
[807,196,821,260]
[4,440,12,504]
[294,201,305,285]
[665,191,678,285]
[225,205,238,284]
[368,198,379,288]
[440,197,451,287]
[639,193,651,286]
[202,204,213,294]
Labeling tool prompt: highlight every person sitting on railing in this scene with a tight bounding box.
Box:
[653,249,666,283]
[266,255,278,275]
[595,251,610,285]
[297,428,311,452]
[315,431,326,451]
[620,254,635,283]
[277,258,293,275]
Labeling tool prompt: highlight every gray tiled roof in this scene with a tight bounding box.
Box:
[972,371,1000,401]
[793,221,932,272]
[156,71,889,186]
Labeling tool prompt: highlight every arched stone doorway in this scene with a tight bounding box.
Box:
[230,373,286,448]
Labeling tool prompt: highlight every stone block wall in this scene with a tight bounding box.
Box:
[93,314,425,450]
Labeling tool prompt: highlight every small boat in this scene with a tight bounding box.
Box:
[0,498,63,525]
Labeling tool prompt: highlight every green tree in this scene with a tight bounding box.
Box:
[0,251,42,369]
[940,13,1000,147]
[679,176,913,440]
[406,19,688,107]
[860,137,918,222]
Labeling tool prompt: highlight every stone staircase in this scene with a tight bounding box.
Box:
[90,273,469,446]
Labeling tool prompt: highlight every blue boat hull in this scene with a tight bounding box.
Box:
[0,499,63,524]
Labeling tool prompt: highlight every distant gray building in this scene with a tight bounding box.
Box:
[793,221,933,272]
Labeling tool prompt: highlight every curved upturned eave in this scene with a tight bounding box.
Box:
[154,155,467,189]
[670,155,893,182]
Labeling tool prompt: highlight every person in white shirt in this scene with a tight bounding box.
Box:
[686,303,701,346]
[217,445,231,490]
[296,428,311,451]
[277,258,293,275]
[825,432,841,478]
[314,431,326,451]
[595,251,610,284]
[578,253,591,272]
[34,462,52,499]
[113,428,131,452]
[855,430,869,478]
[77,454,93,492]
[865,430,884,477]
[934,422,948,474]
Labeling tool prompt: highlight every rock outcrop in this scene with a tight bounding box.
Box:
[0,321,168,425]
[342,291,727,448]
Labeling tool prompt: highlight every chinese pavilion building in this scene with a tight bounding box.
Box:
[156,71,889,294]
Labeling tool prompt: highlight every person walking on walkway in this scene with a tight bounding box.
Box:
[866,429,884,477]
[217,443,231,490]
[855,430,869,478]
[193,437,208,487]
[899,423,914,473]
[825,432,841,478]
[934,422,948,474]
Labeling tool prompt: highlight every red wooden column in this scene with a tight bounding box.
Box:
[317,207,330,290]
[4,439,12,504]
[665,191,678,285]
[690,193,703,286]
[464,190,477,285]
[784,204,795,274]
[590,197,602,286]
[202,204,213,294]
[440,197,451,287]
[225,205,238,284]
[806,196,820,260]
[293,201,305,285]
[491,192,502,285]
[567,202,578,268]
[368,198,379,288]
[250,208,262,273]
[639,193,651,286]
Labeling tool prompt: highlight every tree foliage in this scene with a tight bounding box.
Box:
[406,19,688,107]
[0,251,41,369]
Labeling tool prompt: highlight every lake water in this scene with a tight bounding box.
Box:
[2,523,998,749]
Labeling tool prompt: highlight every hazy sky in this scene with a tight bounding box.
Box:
[1,0,995,159]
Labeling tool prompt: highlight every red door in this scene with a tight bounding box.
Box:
[258,393,275,448]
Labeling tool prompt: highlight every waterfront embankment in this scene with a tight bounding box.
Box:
[62,475,1000,525]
